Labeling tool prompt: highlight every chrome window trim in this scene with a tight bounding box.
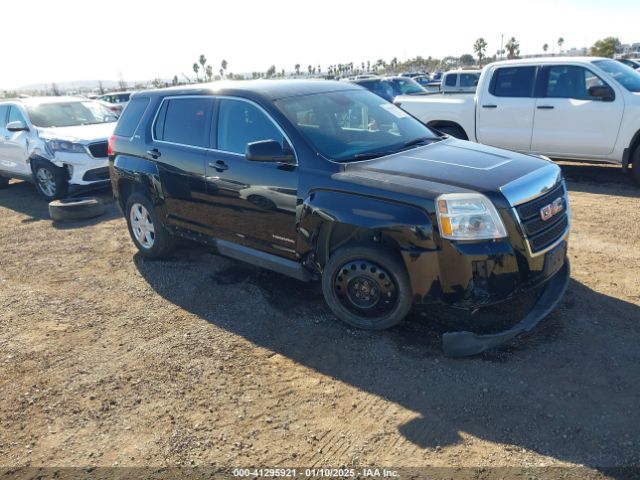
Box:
[510,179,570,257]
[150,94,298,165]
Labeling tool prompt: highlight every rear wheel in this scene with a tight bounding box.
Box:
[32,159,68,200]
[321,245,413,330]
[125,192,175,258]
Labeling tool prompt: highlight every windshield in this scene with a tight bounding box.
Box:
[391,78,426,95]
[276,89,440,162]
[593,59,640,92]
[26,101,119,128]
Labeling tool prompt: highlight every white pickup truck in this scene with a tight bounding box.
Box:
[394,57,640,184]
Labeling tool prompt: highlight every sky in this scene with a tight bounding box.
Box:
[2,0,639,89]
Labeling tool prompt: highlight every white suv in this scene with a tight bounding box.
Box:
[0,97,118,200]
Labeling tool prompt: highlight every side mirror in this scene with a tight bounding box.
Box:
[245,140,294,163]
[588,85,615,102]
[6,120,29,132]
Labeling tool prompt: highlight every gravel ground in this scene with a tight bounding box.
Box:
[0,162,638,479]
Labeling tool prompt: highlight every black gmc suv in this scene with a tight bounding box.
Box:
[108,81,570,356]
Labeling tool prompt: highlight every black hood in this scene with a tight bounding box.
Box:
[340,138,561,206]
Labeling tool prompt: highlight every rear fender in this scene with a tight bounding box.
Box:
[297,190,436,272]
[111,156,163,210]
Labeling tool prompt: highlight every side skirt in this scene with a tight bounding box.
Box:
[171,227,314,282]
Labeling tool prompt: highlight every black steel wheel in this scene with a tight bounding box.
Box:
[322,245,412,330]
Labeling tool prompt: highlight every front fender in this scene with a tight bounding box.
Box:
[297,190,436,270]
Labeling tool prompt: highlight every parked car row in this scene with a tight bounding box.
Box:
[395,57,640,185]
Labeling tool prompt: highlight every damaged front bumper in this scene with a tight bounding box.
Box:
[442,259,570,357]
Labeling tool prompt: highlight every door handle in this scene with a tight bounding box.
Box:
[482,104,498,109]
[537,105,555,109]
[146,148,162,159]
[209,160,229,172]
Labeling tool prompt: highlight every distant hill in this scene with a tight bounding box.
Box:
[14,80,123,92]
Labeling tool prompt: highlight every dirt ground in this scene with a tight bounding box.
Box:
[0,162,639,479]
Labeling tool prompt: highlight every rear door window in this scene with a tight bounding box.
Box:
[491,66,537,97]
[114,97,150,137]
[154,97,214,148]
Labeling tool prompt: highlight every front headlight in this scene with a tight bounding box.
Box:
[436,193,507,240]
[46,139,87,155]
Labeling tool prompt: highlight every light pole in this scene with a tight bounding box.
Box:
[500,34,504,60]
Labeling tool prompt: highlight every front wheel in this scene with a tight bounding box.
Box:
[32,159,68,200]
[125,192,175,258]
[321,245,413,330]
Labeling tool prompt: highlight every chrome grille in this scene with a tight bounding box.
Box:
[515,182,569,255]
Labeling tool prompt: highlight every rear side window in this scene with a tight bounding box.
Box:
[445,74,457,87]
[0,105,8,128]
[114,97,150,137]
[154,97,214,148]
[491,66,536,97]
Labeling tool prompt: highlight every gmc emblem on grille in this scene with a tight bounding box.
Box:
[540,198,564,221]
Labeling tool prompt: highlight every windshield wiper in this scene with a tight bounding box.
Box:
[351,137,437,161]
[352,151,397,160]
[401,137,437,149]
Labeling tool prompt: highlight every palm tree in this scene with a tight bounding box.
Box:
[221,59,228,78]
[558,37,565,52]
[199,54,207,73]
[505,37,520,59]
[308,65,313,76]
[295,64,300,76]
[205,65,213,82]
[473,38,488,65]
[192,63,200,82]
[543,43,549,53]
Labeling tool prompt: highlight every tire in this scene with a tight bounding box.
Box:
[125,192,175,258]
[435,125,468,140]
[0,175,9,189]
[321,245,413,330]
[32,159,68,201]
[48,197,105,222]
[632,147,640,186]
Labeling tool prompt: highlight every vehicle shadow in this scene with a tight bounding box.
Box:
[557,161,639,198]
[135,247,640,474]
[0,180,119,227]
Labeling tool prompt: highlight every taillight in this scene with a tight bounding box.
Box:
[108,135,115,156]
